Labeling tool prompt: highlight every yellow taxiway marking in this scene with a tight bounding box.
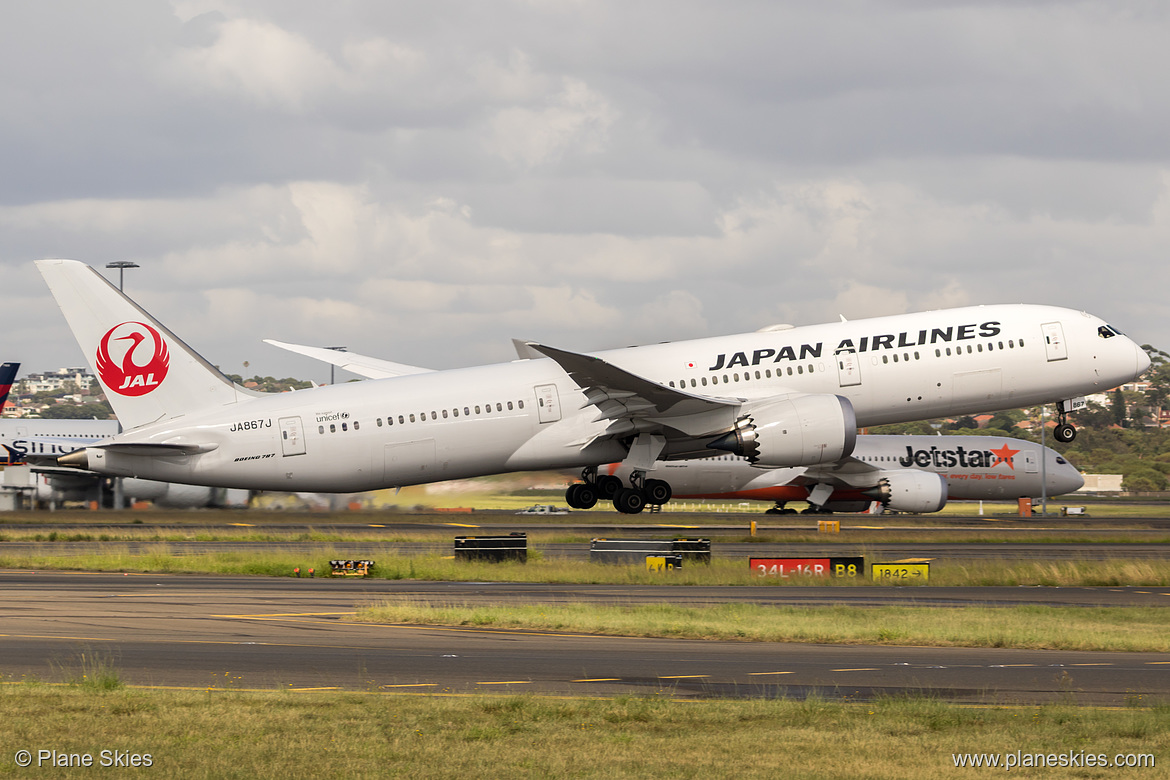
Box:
[832,668,879,672]
[994,664,1035,668]
[1135,591,1151,594]
[1145,662,1170,665]
[368,524,386,528]
[848,526,886,530]
[889,557,935,563]
[748,671,794,676]
[381,683,438,688]
[444,523,480,528]
[654,524,698,529]
[289,687,340,691]
[573,678,621,683]
[1070,663,1113,667]
[658,675,710,679]
[228,523,255,527]
[476,681,531,685]
[212,612,356,619]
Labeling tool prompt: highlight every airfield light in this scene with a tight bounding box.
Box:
[325,346,347,385]
[105,261,140,292]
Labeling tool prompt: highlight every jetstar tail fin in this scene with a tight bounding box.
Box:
[36,259,257,430]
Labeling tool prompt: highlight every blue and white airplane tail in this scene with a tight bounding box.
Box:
[37,259,259,430]
[0,362,17,410]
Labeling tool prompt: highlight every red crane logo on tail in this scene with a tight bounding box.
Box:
[96,322,170,396]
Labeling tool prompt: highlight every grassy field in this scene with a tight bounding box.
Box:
[356,601,1170,652]
[0,685,1163,779]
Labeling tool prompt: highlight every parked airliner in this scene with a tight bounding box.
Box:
[0,363,121,466]
[39,259,1148,514]
[609,434,1083,514]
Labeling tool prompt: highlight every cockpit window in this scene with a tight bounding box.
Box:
[1056,457,1067,464]
[1098,324,1123,338]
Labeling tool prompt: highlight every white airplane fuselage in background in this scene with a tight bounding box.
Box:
[0,418,120,465]
[39,260,1149,504]
[611,435,1084,513]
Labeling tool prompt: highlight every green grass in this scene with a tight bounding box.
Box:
[3,546,1170,587]
[0,686,1164,778]
[355,602,1170,652]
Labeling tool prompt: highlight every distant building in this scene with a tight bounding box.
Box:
[16,368,96,394]
[1077,474,1124,493]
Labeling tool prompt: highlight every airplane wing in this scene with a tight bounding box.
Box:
[796,455,881,487]
[527,342,740,441]
[263,340,434,379]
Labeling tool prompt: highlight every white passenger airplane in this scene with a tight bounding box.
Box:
[39,259,1149,514]
[608,434,1083,514]
[0,362,121,466]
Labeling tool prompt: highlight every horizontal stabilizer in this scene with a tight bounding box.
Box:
[263,340,434,379]
[57,441,218,470]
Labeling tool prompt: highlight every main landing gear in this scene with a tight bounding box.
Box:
[1053,401,1077,444]
[565,466,672,514]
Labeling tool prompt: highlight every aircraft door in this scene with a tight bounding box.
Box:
[835,348,861,387]
[279,416,306,456]
[535,384,561,423]
[1024,449,1038,474]
[1041,322,1067,361]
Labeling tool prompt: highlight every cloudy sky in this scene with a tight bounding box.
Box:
[3,1,1169,383]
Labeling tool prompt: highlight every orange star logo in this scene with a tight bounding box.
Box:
[990,443,1020,470]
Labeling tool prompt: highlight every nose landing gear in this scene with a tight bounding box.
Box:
[1053,401,1077,443]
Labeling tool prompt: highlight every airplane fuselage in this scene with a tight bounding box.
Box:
[623,435,1084,504]
[83,304,1145,492]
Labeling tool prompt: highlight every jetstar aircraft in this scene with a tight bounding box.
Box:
[608,434,1083,514]
[39,259,1148,514]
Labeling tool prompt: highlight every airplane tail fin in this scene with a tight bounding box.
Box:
[0,362,18,410]
[36,259,257,430]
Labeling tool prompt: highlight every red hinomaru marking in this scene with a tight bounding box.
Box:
[96,321,170,396]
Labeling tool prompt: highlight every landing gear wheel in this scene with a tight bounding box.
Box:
[614,488,646,514]
[1053,423,1076,443]
[644,479,672,505]
[565,483,583,509]
[565,483,598,510]
[597,475,623,500]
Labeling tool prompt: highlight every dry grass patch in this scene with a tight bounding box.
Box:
[356,601,1170,652]
[0,686,1165,779]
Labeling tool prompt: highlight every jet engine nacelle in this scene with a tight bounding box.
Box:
[709,393,857,467]
[122,478,215,509]
[864,470,948,513]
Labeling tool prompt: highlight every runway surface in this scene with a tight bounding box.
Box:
[2,571,1167,705]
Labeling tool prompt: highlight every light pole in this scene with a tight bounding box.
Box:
[105,261,139,292]
[325,346,346,385]
[1039,405,1048,517]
